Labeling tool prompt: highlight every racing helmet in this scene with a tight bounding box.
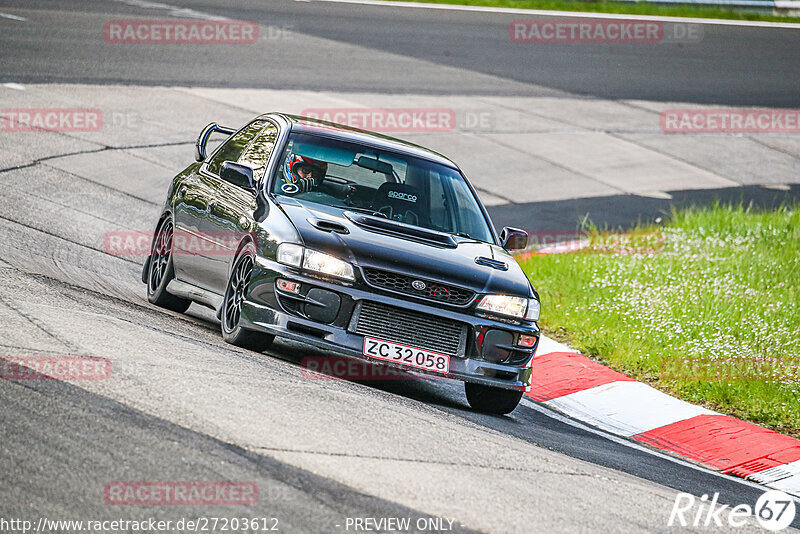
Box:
[284,153,328,183]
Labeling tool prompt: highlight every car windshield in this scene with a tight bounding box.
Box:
[271,133,494,243]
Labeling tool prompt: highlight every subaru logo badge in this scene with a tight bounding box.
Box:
[411,280,427,291]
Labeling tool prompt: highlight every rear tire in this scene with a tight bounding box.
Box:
[221,245,275,352]
[146,217,191,313]
[465,382,523,415]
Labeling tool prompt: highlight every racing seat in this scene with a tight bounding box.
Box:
[373,183,429,227]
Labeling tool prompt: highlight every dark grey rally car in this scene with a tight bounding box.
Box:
[143,114,540,414]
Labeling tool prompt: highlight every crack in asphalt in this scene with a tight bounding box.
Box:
[0,363,483,533]
[249,446,595,476]
[476,95,800,192]
[0,266,600,483]
[0,342,84,356]
[6,180,153,227]
[0,139,192,175]
[0,266,277,368]
[613,100,800,168]
[0,295,77,352]
[605,131,738,186]
[470,184,516,204]
[748,135,800,162]
[39,163,161,206]
[473,128,630,196]
[0,214,142,266]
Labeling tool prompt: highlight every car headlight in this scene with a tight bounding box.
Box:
[477,294,540,321]
[303,249,355,281]
[276,243,355,281]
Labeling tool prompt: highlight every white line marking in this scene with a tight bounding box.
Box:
[544,380,717,436]
[766,472,800,498]
[751,460,800,484]
[302,0,800,29]
[3,83,25,91]
[111,0,229,20]
[0,12,27,21]
[535,335,577,356]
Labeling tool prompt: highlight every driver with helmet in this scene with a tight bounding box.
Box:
[282,153,328,193]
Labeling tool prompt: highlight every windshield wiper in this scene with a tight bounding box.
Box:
[340,206,388,218]
[452,232,490,245]
[453,232,483,241]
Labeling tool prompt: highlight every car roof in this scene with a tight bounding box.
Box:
[260,113,459,169]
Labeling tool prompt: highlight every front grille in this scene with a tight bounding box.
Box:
[363,268,475,306]
[352,301,467,357]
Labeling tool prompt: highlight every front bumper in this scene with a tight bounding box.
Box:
[238,258,539,391]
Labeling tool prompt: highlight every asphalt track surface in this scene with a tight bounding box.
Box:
[0,0,799,106]
[1,1,799,533]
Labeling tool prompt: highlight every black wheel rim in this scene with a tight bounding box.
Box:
[223,254,253,332]
[148,220,173,295]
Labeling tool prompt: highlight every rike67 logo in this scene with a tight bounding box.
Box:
[669,490,796,531]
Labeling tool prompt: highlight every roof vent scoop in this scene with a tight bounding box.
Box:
[475,256,508,271]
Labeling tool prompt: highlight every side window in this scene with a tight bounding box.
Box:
[238,123,279,181]
[206,120,267,176]
[450,178,489,239]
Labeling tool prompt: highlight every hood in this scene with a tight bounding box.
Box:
[274,197,534,298]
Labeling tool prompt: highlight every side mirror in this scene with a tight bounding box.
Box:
[220,161,255,190]
[500,227,528,251]
[195,122,236,162]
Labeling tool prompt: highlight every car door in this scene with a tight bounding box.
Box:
[171,169,215,287]
[199,121,279,295]
[174,119,268,291]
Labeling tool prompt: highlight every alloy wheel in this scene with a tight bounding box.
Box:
[148,220,173,295]
[223,254,254,332]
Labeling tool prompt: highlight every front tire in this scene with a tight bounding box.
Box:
[221,246,275,352]
[465,382,523,415]
[146,217,191,313]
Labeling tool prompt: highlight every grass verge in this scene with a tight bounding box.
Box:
[519,203,800,437]
[386,0,800,24]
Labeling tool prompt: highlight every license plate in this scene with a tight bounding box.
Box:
[362,337,450,374]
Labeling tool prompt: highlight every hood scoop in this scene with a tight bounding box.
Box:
[475,256,508,271]
[343,211,457,248]
[308,217,349,234]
